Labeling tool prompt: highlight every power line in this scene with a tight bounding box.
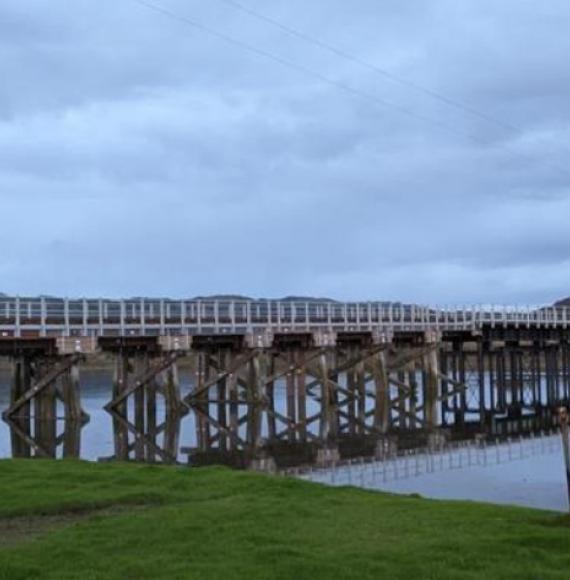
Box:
[130,0,488,146]
[216,0,519,135]
[129,0,570,181]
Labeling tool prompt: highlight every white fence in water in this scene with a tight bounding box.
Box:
[294,432,562,489]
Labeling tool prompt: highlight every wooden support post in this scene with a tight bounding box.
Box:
[357,360,366,435]
[228,365,240,445]
[163,413,181,462]
[545,347,554,406]
[330,362,341,436]
[347,350,357,435]
[296,350,307,443]
[62,420,83,459]
[11,357,32,419]
[318,351,336,442]
[440,351,449,426]
[164,361,182,417]
[561,342,570,405]
[286,350,297,443]
[246,352,265,450]
[478,342,486,429]
[61,364,82,420]
[509,349,518,407]
[424,345,439,431]
[146,376,157,462]
[488,349,496,418]
[458,349,467,425]
[133,354,147,461]
[397,371,407,429]
[34,360,56,458]
[112,353,129,460]
[196,352,210,452]
[408,370,418,431]
[217,350,229,451]
[10,358,31,458]
[372,349,390,434]
[497,349,507,411]
[553,345,561,403]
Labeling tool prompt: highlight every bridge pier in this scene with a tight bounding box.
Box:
[102,337,185,463]
[1,338,89,458]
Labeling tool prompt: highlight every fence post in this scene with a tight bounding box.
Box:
[558,407,570,511]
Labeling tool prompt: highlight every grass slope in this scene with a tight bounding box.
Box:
[0,460,568,580]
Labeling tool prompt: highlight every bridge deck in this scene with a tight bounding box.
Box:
[0,297,568,338]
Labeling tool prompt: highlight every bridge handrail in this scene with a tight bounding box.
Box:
[0,297,567,336]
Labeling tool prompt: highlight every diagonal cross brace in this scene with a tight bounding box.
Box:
[184,349,260,404]
[388,345,438,373]
[105,351,185,412]
[2,354,83,420]
[3,417,51,458]
[107,409,179,464]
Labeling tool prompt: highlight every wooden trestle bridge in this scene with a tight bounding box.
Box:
[1,297,569,467]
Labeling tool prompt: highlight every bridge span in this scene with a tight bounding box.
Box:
[1,296,568,466]
[1,297,569,341]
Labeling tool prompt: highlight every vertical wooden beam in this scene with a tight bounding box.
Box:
[228,365,240,446]
[10,357,31,457]
[62,420,82,459]
[246,352,265,450]
[164,361,181,417]
[195,352,210,452]
[440,350,449,426]
[146,375,157,462]
[408,369,418,431]
[286,350,296,443]
[61,363,82,420]
[318,351,336,442]
[296,350,307,443]
[217,350,228,451]
[133,353,146,461]
[357,360,366,435]
[34,359,56,458]
[478,341,486,429]
[372,349,390,434]
[424,345,439,430]
[458,348,467,425]
[347,349,357,435]
[395,370,405,430]
[497,349,507,411]
[163,413,181,463]
[488,349,496,418]
[112,353,129,460]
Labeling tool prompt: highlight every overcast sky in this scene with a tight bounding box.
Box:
[1,0,569,304]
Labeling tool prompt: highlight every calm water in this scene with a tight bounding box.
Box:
[304,436,568,512]
[1,367,568,512]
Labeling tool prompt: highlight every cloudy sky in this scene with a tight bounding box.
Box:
[1,1,569,304]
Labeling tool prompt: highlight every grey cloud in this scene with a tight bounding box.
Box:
[0,0,569,303]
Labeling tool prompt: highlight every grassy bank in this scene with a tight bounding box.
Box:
[0,460,568,579]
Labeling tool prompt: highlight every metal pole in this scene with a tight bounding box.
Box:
[558,407,570,511]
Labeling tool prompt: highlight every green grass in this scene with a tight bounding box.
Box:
[0,460,568,579]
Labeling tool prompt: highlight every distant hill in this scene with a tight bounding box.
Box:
[279,296,339,303]
[192,295,254,301]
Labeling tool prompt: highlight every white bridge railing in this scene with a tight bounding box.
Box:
[0,297,568,337]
